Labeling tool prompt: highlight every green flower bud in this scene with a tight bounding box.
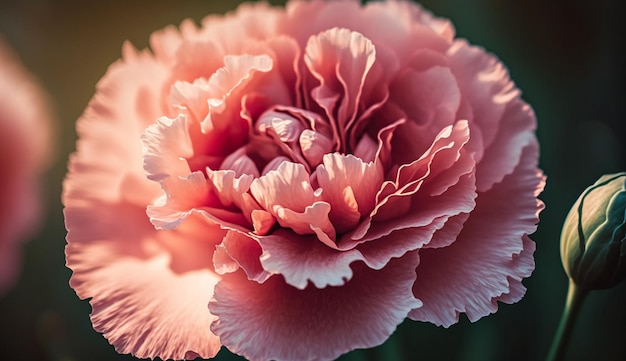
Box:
[560,172,626,290]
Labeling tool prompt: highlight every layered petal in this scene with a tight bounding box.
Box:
[316,153,384,233]
[250,161,335,240]
[250,161,318,213]
[201,53,274,133]
[388,66,461,164]
[304,28,376,148]
[63,42,166,205]
[447,40,527,177]
[141,114,193,181]
[146,171,213,229]
[65,202,223,360]
[474,98,538,192]
[214,231,271,283]
[350,120,475,245]
[64,39,220,360]
[409,144,545,326]
[258,230,365,289]
[210,252,422,361]
[64,1,545,359]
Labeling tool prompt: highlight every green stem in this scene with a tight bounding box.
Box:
[546,279,588,361]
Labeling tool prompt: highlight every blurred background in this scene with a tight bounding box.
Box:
[0,0,624,360]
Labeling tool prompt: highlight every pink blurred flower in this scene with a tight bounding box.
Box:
[0,36,52,296]
[63,1,545,360]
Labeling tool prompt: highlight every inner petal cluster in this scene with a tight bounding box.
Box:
[142,28,411,248]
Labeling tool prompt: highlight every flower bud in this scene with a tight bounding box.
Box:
[560,173,626,290]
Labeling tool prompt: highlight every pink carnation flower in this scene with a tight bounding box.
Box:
[0,36,52,296]
[63,1,545,360]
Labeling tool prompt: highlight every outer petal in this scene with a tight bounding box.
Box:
[199,2,282,53]
[346,120,475,247]
[63,40,221,359]
[426,212,471,249]
[409,143,545,327]
[388,66,461,164]
[374,120,471,222]
[283,0,451,64]
[148,21,189,65]
[448,40,513,152]
[448,40,536,192]
[63,42,166,205]
[65,203,223,360]
[474,97,538,192]
[352,170,475,270]
[210,251,422,361]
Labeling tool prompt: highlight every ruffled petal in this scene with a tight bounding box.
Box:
[258,230,365,289]
[206,168,255,209]
[169,79,212,123]
[304,28,376,147]
[141,114,193,181]
[299,129,333,166]
[283,0,451,64]
[215,231,271,283]
[146,171,212,230]
[353,171,475,268]
[210,251,422,361]
[448,40,526,175]
[425,212,471,249]
[356,216,447,270]
[250,161,317,215]
[360,1,453,62]
[63,42,166,205]
[199,2,282,52]
[200,54,285,150]
[276,201,336,242]
[168,39,223,86]
[148,21,189,65]
[205,54,273,116]
[409,144,545,327]
[388,66,461,164]
[474,98,538,192]
[265,36,302,106]
[407,48,450,72]
[495,235,537,304]
[219,147,260,178]
[65,203,223,360]
[250,162,336,240]
[316,153,384,232]
[357,120,474,240]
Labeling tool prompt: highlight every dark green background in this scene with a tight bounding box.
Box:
[0,1,624,360]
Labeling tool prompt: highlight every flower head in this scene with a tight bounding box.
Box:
[561,173,626,290]
[63,1,545,360]
[0,36,53,296]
